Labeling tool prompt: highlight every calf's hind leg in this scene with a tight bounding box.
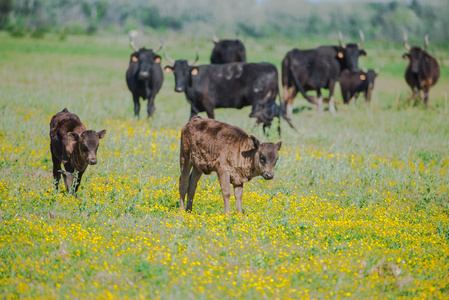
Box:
[179,153,192,211]
[186,166,202,212]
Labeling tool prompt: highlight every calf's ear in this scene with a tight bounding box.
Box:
[67,132,79,142]
[164,66,173,73]
[97,130,106,139]
[276,141,282,151]
[359,49,367,56]
[249,135,260,150]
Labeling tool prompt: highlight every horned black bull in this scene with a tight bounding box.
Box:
[163,47,278,121]
[282,31,367,118]
[402,34,440,107]
[125,32,164,118]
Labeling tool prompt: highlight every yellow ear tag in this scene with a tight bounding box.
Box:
[191,68,198,76]
[164,67,172,73]
[338,52,344,58]
[155,57,161,63]
[360,74,366,80]
[132,56,138,62]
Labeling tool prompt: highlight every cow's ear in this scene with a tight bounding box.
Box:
[131,55,138,62]
[276,141,282,151]
[249,135,260,150]
[338,52,344,59]
[97,130,106,139]
[191,67,199,76]
[164,66,173,73]
[359,49,367,56]
[154,55,161,63]
[67,132,79,142]
[402,53,410,60]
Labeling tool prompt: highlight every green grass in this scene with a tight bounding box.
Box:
[0,32,448,299]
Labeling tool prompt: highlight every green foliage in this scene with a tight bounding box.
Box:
[1,0,449,42]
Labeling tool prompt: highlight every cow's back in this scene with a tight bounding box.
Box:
[50,109,86,160]
[187,63,277,109]
[181,117,251,174]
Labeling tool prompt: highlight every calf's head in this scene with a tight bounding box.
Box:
[249,101,279,129]
[164,46,199,93]
[248,136,282,180]
[68,130,106,165]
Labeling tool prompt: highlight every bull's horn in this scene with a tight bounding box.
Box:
[212,33,219,44]
[338,31,346,48]
[424,34,429,50]
[163,45,175,64]
[188,47,199,66]
[403,33,411,51]
[358,30,365,47]
[128,30,139,52]
[154,36,165,53]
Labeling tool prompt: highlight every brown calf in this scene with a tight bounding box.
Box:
[50,108,106,194]
[179,117,282,214]
[339,69,378,104]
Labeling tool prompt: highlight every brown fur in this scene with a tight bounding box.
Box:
[49,108,106,194]
[179,117,282,214]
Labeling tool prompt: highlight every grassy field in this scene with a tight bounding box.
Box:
[1,31,449,299]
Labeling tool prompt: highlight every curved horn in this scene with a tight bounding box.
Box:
[163,45,175,65]
[212,33,219,44]
[358,30,365,47]
[128,30,139,52]
[338,31,345,48]
[403,33,411,51]
[188,47,199,66]
[424,34,429,51]
[154,36,165,53]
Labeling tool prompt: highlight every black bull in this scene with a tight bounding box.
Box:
[210,38,246,64]
[164,58,278,120]
[402,34,440,107]
[125,34,164,118]
[282,32,366,118]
